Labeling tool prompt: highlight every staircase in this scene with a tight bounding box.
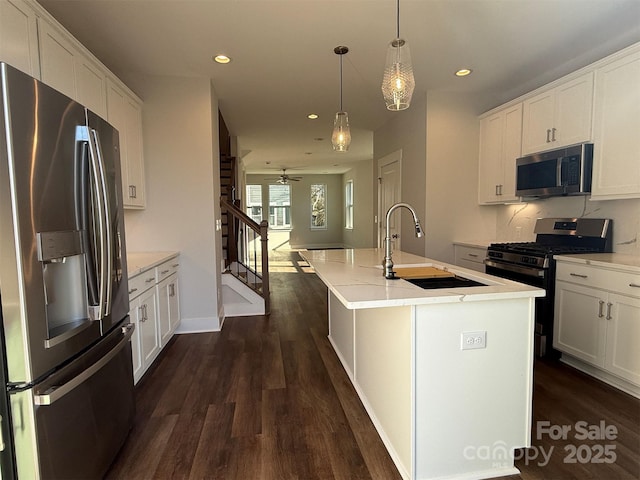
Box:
[218,112,270,316]
[220,198,270,315]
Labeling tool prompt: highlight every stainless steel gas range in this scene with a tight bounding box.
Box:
[485,218,612,357]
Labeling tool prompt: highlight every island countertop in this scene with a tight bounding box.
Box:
[299,248,545,309]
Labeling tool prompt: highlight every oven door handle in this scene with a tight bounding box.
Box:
[484,259,545,278]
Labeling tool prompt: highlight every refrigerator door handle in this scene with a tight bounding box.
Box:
[33,324,135,406]
[90,128,113,318]
[84,127,108,321]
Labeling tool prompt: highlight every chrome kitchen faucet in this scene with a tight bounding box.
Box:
[383,202,423,279]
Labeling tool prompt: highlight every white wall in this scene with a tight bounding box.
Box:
[373,92,427,257]
[124,75,222,332]
[425,91,497,263]
[342,159,376,248]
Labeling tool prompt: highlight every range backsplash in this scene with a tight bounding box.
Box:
[496,197,640,256]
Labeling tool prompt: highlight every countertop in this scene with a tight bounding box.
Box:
[127,251,179,277]
[299,248,544,309]
[554,253,640,273]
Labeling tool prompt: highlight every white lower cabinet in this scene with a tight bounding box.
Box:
[554,258,640,395]
[157,272,180,347]
[453,243,487,272]
[128,254,180,384]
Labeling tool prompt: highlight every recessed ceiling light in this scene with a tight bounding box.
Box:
[455,68,472,77]
[214,55,231,64]
[307,113,319,119]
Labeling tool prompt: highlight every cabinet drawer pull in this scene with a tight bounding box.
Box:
[172,263,179,268]
[569,273,588,279]
[128,287,138,295]
[161,269,170,274]
[630,283,640,288]
[145,276,155,283]
[598,300,605,318]
[606,302,613,320]
[546,129,551,143]
[551,127,557,142]
[467,253,479,258]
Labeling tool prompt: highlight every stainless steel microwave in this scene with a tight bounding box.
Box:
[516,143,593,197]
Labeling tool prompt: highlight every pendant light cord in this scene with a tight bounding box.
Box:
[339,54,343,111]
[396,0,400,38]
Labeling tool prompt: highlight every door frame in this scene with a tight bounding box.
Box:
[377,150,402,248]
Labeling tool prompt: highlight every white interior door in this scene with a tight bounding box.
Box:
[378,151,402,249]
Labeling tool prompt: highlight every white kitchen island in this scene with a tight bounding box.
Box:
[299,248,545,480]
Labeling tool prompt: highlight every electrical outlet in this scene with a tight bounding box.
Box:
[515,226,522,240]
[461,331,486,350]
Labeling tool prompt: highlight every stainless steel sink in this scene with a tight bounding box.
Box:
[406,276,486,289]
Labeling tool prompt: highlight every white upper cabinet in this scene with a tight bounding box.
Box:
[107,79,146,209]
[0,0,39,77]
[75,56,108,119]
[37,17,77,99]
[37,17,108,118]
[478,103,522,204]
[590,46,640,200]
[522,72,593,154]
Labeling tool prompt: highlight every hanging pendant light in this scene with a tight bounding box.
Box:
[381,0,415,111]
[332,46,351,152]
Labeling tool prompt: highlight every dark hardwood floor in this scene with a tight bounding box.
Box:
[106,251,640,480]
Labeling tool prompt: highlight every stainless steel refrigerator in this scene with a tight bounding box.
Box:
[0,63,135,479]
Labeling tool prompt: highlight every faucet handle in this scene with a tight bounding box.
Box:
[392,233,399,239]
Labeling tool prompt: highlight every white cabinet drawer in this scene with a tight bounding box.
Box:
[454,244,487,271]
[456,246,486,262]
[156,257,179,282]
[128,270,157,300]
[556,262,640,298]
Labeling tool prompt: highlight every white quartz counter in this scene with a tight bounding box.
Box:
[127,251,179,277]
[554,253,640,273]
[299,248,544,309]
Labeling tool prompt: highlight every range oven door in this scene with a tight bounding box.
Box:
[485,259,556,357]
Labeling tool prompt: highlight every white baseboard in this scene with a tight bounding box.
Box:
[175,316,221,333]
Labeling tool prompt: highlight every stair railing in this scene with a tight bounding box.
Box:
[220,198,270,315]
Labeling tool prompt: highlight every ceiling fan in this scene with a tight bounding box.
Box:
[264,168,303,184]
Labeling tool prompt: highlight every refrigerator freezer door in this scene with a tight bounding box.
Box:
[10,322,135,479]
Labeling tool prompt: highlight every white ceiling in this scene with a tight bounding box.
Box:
[38,0,640,175]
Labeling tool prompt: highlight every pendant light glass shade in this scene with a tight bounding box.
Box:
[331,46,351,152]
[382,39,415,111]
[332,111,351,152]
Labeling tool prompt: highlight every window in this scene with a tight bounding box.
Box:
[245,184,263,223]
[268,184,291,229]
[345,180,354,229]
[311,184,326,229]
